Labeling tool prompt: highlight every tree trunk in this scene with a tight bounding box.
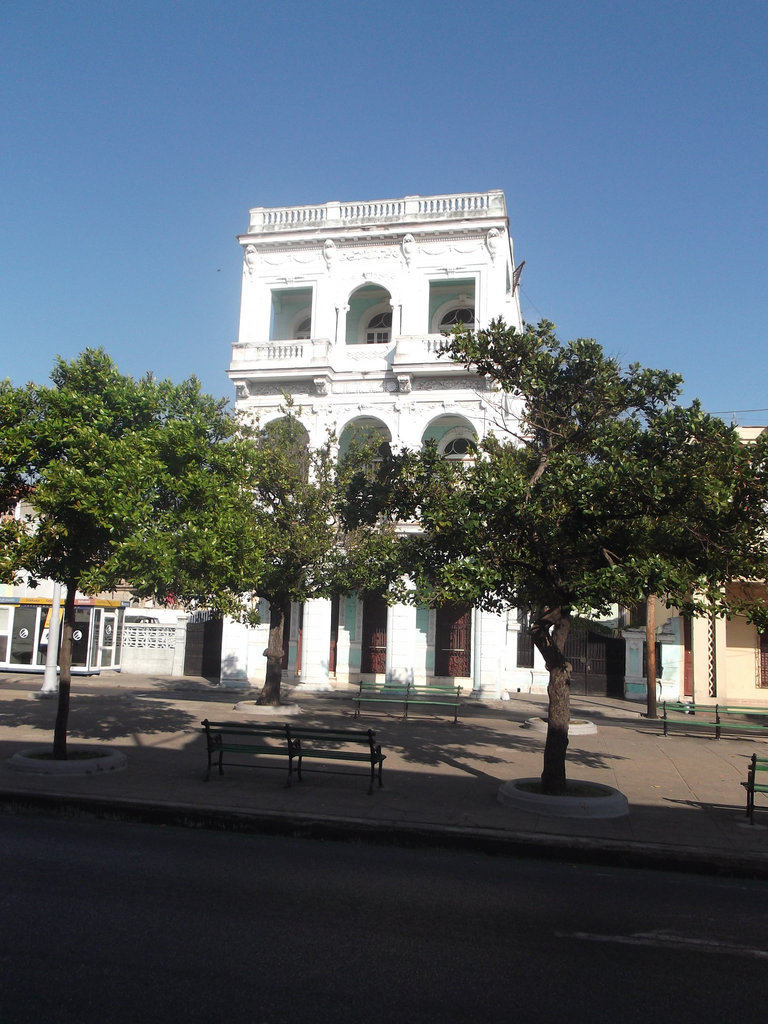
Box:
[531,607,572,795]
[260,598,288,705]
[646,594,657,719]
[53,581,77,759]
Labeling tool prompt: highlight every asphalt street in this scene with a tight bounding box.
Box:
[3,815,768,1024]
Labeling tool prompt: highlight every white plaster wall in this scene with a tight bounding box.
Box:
[225,192,525,694]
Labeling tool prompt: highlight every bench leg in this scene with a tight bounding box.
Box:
[204,748,222,780]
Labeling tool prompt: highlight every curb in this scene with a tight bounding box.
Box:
[2,788,768,881]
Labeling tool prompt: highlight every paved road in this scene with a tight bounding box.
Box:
[3,814,768,1023]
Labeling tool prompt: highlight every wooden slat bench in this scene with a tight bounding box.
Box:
[352,681,463,723]
[661,702,768,740]
[352,682,409,718]
[286,726,384,794]
[742,753,768,824]
[201,719,291,782]
[404,683,463,723]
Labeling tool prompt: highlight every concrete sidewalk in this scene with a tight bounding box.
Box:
[1,671,768,876]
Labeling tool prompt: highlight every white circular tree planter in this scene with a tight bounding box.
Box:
[8,748,127,775]
[498,778,629,818]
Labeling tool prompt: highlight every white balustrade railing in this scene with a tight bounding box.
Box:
[337,200,406,220]
[394,334,447,361]
[230,339,333,366]
[416,194,493,215]
[231,336,450,370]
[248,191,505,233]
[260,205,327,228]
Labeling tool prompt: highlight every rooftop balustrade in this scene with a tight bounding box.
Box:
[246,191,507,234]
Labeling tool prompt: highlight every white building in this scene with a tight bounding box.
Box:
[220,190,551,696]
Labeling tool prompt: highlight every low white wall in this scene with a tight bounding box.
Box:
[120,619,187,676]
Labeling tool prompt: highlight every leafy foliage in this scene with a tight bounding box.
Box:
[0,349,254,755]
[370,320,768,792]
[224,409,400,703]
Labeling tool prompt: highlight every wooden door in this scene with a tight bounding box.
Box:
[683,616,693,697]
[435,604,471,677]
[361,594,387,674]
[329,596,339,675]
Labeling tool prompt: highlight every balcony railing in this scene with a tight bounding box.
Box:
[231,335,454,372]
[230,339,332,368]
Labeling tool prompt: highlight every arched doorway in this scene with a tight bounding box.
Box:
[345,284,393,345]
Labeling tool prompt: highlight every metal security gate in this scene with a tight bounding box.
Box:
[565,629,624,697]
[184,610,222,679]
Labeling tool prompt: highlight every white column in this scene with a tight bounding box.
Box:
[171,614,188,677]
[296,598,333,691]
[472,607,506,699]
[386,601,419,686]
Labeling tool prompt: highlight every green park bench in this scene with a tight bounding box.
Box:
[202,719,385,793]
[352,682,409,718]
[742,753,768,824]
[201,719,291,782]
[352,681,463,723]
[285,725,384,794]
[661,702,768,740]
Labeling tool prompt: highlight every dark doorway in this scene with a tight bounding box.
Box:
[329,596,339,676]
[435,604,472,677]
[361,594,387,674]
[683,616,693,698]
[565,628,624,697]
[184,611,223,679]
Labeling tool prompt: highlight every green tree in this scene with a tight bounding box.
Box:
[0,350,256,758]
[231,411,392,705]
[379,320,768,794]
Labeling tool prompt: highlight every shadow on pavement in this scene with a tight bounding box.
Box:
[0,694,196,741]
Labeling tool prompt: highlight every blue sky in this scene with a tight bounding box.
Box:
[3,0,766,422]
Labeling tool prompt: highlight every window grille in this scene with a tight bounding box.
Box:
[516,609,534,668]
[759,633,768,688]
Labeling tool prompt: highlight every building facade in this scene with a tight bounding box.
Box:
[220,190,768,705]
[221,190,554,696]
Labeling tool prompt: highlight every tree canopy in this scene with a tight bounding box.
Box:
[0,349,256,756]
[226,409,399,704]
[369,320,768,793]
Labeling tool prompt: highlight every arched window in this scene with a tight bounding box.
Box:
[440,306,475,331]
[295,316,311,340]
[443,436,478,460]
[366,311,392,344]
